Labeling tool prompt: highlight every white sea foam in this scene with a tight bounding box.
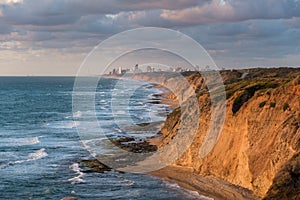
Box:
[164,181,213,200]
[112,174,135,186]
[0,148,48,169]
[0,136,40,147]
[164,181,180,189]
[0,164,6,169]
[81,138,112,155]
[73,111,82,118]
[68,163,85,184]
[99,99,107,104]
[46,121,78,129]
[121,179,135,186]
[112,110,126,115]
[28,148,48,160]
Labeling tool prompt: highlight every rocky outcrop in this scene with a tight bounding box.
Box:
[263,152,300,200]
[140,68,300,198]
[61,197,77,200]
[79,159,112,173]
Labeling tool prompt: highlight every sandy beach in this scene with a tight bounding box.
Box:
[151,166,260,200]
[148,85,260,200]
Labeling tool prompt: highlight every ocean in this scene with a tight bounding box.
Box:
[0,77,206,199]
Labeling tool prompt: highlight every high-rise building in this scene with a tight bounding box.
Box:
[134,64,139,72]
[118,67,122,74]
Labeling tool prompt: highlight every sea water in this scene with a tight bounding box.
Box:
[0,77,209,200]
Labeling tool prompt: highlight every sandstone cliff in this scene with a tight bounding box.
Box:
[131,68,300,199]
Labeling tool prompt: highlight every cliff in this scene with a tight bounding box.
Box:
[131,68,300,199]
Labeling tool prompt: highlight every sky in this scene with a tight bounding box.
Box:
[0,0,300,75]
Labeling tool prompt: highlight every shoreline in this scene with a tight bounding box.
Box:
[150,166,259,200]
[94,75,259,199]
[85,70,299,199]
[141,79,260,200]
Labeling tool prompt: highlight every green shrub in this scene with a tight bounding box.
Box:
[270,102,276,108]
[283,103,290,111]
[232,92,247,114]
[226,90,234,99]
[232,84,264,114]
[259,101,266,108]
[264,82,279,89]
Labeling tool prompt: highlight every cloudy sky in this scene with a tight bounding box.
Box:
[0,0,300,75]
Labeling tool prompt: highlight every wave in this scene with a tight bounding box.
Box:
[81,138,112,156]
[164,181,213,200]
[99,99,107,104]
[112,110,126,115]
[0,148,48,169]
[28,148,48,160]
[73,111,82,118]
[45,121,78,129]
[68,163,85,184]
[111,174,135,186]
[120,179,135,186]
[0,136,40,147]
[99,106,106,110]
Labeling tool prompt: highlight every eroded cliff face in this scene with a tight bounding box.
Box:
[149,68,300,198]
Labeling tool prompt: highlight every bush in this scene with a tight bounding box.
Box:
[270,102,276,108]
[232,92,248,114]
[232,84,265,114]
[259,101,266,108]
[283,103,290,111]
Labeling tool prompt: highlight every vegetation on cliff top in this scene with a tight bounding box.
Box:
[159,67,300,199]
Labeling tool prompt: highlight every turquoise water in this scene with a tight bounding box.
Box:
[0,77,206,199]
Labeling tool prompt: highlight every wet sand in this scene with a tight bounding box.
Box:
[106,75,259,199]
[151,166,260,200]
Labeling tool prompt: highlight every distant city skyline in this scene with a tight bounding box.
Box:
[107,63,192,76]
[1,0,300,75]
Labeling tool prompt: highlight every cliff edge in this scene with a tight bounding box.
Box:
[132,68,300,199]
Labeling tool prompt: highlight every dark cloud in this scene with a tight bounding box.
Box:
[0,0,299,69]
[0,0,206,26]
[2,1,80,26]
[64,0,206,14]
[180,17,300,68]
[231,0,300,21]
[0,22,13,34]
[161,0,300,24]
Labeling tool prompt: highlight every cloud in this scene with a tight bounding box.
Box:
[0,0,23,5]
[161,0,235,24]
[1,1,80,26]
[161,0,300,24]
[0,22,13,34]
[0,0,205,26]
[0,0,300,74]
[179,17,300,68]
